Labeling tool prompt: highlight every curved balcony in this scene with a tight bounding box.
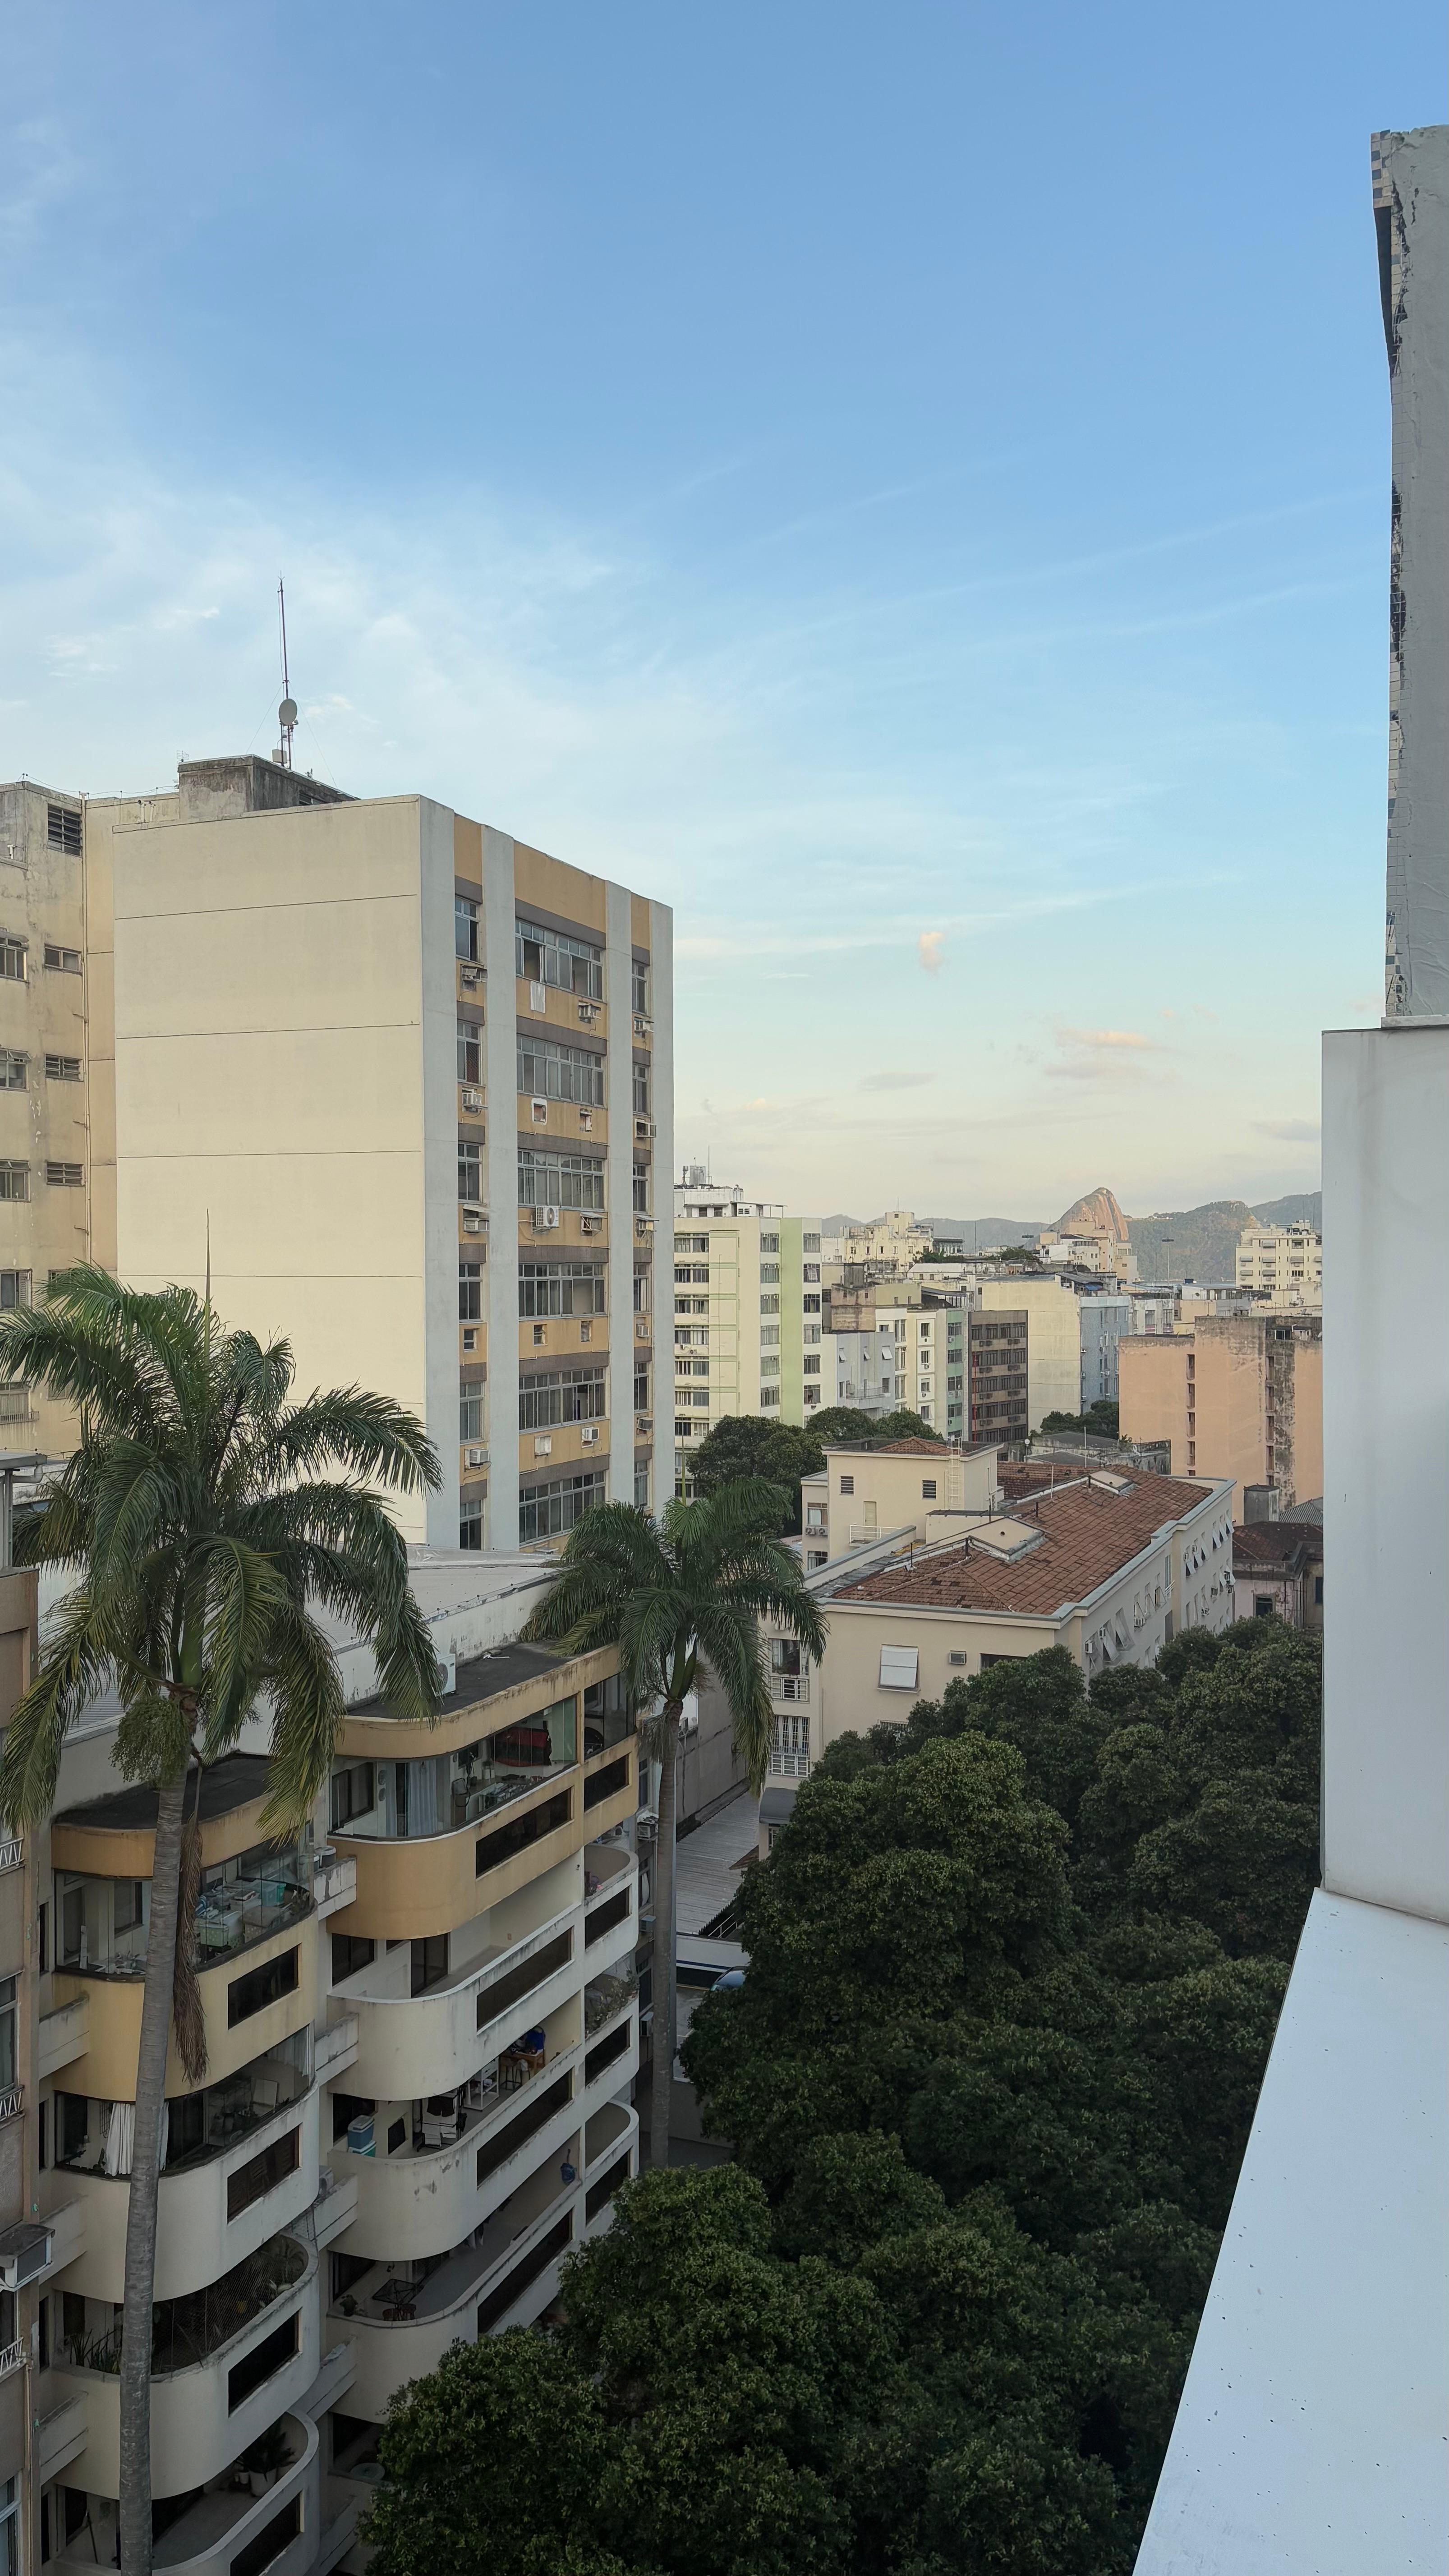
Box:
[336,1866,587,2101]
[330,2000,584,2263]
[49,2083,320,2304]
[53,1914,316,2105]
[583,2101,638,2240]
[54,2235,320,2499]
[333,1770,582,1942]
[53,2412,319,2576]
[331,2162,582,2420]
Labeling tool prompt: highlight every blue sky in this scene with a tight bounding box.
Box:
[2,3,1444,1219]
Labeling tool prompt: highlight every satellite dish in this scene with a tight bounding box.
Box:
[278,697,298,727]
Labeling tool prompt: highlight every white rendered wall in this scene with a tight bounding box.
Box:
[1321,1024,1449,1922]
[649,897,675,1507]
[420,800,462,1549]
[484,829,521,1550]
[605,884,635,1505]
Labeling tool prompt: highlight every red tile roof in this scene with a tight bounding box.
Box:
[823,1436,994,1458]
[1233,1521,1319,1569]
[833,1473,1219,1617]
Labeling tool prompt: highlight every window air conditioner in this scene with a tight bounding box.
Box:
[460,964,483,988]
[534,1436,553,1457]
[529,980,547,1011]
[580,1214,601,1234]
[577,1001,599,1024]
[465,1446,488,1468]
[531,1097,549,1121]
[538,1205,561,1229]
[0,2222,52,2289]
[635,1118,650,1141]
[580,1425,599,1444]
[460,1086,483,1112]
[462,1214,487,1236]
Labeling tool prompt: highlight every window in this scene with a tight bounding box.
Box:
[675,1416,694,1438]
[803,1293,821,1314]
[515,916,603,999]
[760,1293,779,1316]
[1253,1594,1274,1619]
[227,1946,300,2027]
[839,1475,855,1495]
[632,1269,649,1312]
[226,2125,300,2221]
[879,1646,920,1692]
[632,1161,649,1214]
[459,1260,483,1321]
[633,1363,649,1412]
[411,1934,448,1997]
[760,1263,780,1285]
[0,943,21,986]
[46,1162,83,1187]
[517,1147,604,1212]
[1314,1575,1324,1605]
[0,1168,28,1204]
[43,944,81,975]
[460,1495,484,1550]
[460,1388,484,1442]
[518,1469,605,1541]
[519,1366,604,1430]
[519,1260,605,1318]
[516,1033,605,1105]
[632,1060,649,1115]
[634,1463,649,1507]
[47,803,83,855]
[759,1385,780,1408]
[760,1354,779,1378]
[0,1054,23,1091]
[760,1231,780,1254]
[457,1021,480,1084]
[228,2313,299,2413]
[455,895,479,961]
[769,1639,801,1675]
[803,1355,820,1375]
[330,1762,375,1832]
[45,1054,82,1083]
[760,1324,780,1348]
[802,1263,820,1283]
[803,1233,821,1254]
[631,957,649,1014]
[675,1233,708,1254]
[458,1140,481,1202]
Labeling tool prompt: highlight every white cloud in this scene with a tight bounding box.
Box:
[918,929,945,973]
[861,1069,934,1091]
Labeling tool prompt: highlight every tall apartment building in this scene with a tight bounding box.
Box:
[1118,1312,1323,1513]
[977,1275,1081,1428]
[0,754,676,1550]
[1234,1222,1323,1306]
[672,1174,823,1456]
[0,785,104,1461]
[29,1553,641,2576]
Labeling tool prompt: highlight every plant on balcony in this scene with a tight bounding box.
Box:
[521,1479,824,2167]
[0,1269,442,2576]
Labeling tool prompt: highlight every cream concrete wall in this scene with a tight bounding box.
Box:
[49,2089,320,2305]
[113,794,436,1536]
[1118,1335,1192,1472]
[815,1442,1001,1559]
[979,1277,1079,1428]
[647,897,675,1502]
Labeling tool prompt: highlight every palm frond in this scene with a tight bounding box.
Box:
[692,1597,775,1790]
[196,1537,292,1755]
[0,1595,116,1828]
[258,1606,345,1830]
[254,1387,442,1496]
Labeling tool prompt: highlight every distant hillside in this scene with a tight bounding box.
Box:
[1130,1192,1321,1285]
[821,1214,1048,1247]
[1253,1191,1322,1230]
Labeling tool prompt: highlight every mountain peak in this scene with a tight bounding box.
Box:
[1054,1185,1130,1243]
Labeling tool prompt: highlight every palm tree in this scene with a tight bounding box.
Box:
[0,1269,442,2576]
[520,1481,825,2168]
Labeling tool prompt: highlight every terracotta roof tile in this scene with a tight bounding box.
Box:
[833,1474,1219,1616]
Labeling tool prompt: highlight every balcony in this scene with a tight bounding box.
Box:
[310,1849,357,1921]
[314,2014,359,2085]
[40,1992,88,2079]
[331,2159,582,2418]
[337,1868,587,2100]
[51,2411,319,2576]
[582,2101,637,2240]
[53,2236,320,2497]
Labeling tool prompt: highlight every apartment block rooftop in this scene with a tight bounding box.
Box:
[832,1471,1219,1616]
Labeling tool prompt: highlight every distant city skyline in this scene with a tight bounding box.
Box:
[1,3,1443,1211]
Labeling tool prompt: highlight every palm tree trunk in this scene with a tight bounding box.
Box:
[649,1706,681,2168]
[119,1762,189,2576]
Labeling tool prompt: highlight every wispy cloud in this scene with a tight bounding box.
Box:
[1047,1025,1163,1085]
[861,1069,934,1091]
[1252,1116,1320,1143]
[918,930,944,974]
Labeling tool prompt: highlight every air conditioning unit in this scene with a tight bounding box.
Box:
[632,1012,652,1037]
[462,1214,487,1236]
[635,1317,650,1340]
[460,1086,483,1113]
[577,1001,600,1024]
[578,1109,592,1129]
[580,1215,601,1235]
[635,1217,653,1237]
[635,1117,650,1141]
[635,1413,652,1434]
[0,2222,52,2289]
[531,1097,549,1122]
[465,1446,488,1469]
[529,980,547,1011]
[537,1205,561,1229]
[460,964,483,988]
[534,1436,553,1458]
[580,1425,599,1445]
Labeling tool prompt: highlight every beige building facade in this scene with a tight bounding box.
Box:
[978,1275,1081,1429]
[672,1177,823,1457]
[1118,1314,1323,1513]
[1235,1222,1323,1306]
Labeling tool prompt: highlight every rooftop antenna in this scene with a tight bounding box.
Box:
[275,578,298,770]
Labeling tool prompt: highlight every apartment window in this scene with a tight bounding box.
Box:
[802,1264,820,1283]
[0,1168,28,1205]
[803,1354,820,1375]
[43,944,81,975]
[455,896,479,962]
[632,1269,649,1313]
[879,1645,920,1692]
[1253,1595,1274,1619]
[47,803,83,855]
[330,1762,375,1833]
[517,1147,604,1213]
[516,1032,605,1106]
[760,1355,780,1378]
[519,1470,605,1541]
[760,1232,780,1255]
[459,1260,483,1321]
[0,1054,24,1092]
[520,1366,604,1431]
[769,1639,802,1676]
[803,1233,821,1254]
[631,957,649,1014]
[633,1363,649,1412]
[839,1476,854,1495]
[460,1389,484,1443]
[460,1495,484,1550]
[227,2125,300,2222]
[675,1233,708,1254]
[0,940,22,984]
[227,1946,299,2027]
[632,1161,649,1215]
[760,1293,779,1316]
[760,1263,780,1285]
[759,1386,780,1408]
[760,1324,780,1348]
[457,1021,481,1085]
[46,1162,83,1189]
[922,1478,937,1499]
[634,1463,649,1505]
[803,1293,821,1314]
[519,1261,605,1318]
[515,916,603,999]
[632,1060,649,1115]
[458,1141,481,1202]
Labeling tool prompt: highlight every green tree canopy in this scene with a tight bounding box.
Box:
[685,1415,825,1532]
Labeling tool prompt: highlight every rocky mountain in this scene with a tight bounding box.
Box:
[1054,1185,1130,1243]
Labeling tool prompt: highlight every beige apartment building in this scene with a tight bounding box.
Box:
[1235,1221,1323,1306]
[672,1176,823,1458]
[1118,1313,1323,1513]
[2,755,672,1548]
[27,1550,640,2576]
[798,1437,1004,1569]
[978,1274,1081,1428]
[764,1465,1233,1777]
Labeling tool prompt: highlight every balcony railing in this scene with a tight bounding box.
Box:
[0,1838,20,1874]
[0,2337,23,2381]
[62,2231,307,2378]
[769,1673,809,1703]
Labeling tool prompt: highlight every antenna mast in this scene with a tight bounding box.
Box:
[276,578,298,770]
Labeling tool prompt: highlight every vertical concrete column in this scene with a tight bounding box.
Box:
[649,897,675,1508]
[605,884,635,1505]
[483,830,521,1550]
[419,802,461,1551]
